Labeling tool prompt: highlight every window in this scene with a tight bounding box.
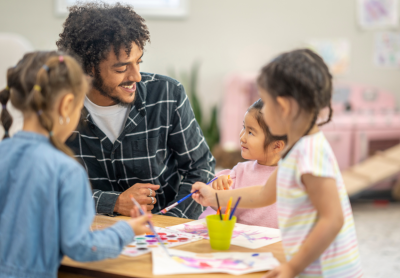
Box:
[55,0,189,18]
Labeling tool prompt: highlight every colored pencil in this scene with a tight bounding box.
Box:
[229,197,241,220]
[215,193,222,220]
[224,197,233,221]
[160,177,219,214]
[130,195,170,256]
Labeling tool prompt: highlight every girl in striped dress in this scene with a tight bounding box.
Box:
[192,49,363,278]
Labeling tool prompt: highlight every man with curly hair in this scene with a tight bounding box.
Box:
[57,2,215,219]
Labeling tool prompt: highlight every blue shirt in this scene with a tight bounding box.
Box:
[0,131,134,278]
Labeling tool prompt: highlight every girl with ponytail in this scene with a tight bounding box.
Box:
[0,51,152,278]
[190,49,363,278]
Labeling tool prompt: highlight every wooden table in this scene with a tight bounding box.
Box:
[59,215,286,278]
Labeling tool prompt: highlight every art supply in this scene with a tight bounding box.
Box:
[130,195,170,256]
[224,197,232,221]
[168,219,281,249]
[229,197,241,220]
[160,177,218,214]
[122,227,202,257]
[215,193,222,221]
[206,214,236,250]
[152,249,280,275]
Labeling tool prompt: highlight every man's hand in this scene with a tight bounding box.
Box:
[114,183,160,216]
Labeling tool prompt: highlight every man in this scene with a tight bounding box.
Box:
[57,2,215,219]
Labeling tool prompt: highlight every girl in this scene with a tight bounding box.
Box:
[192,49,362,278]
[199,99,286,228]
[0,51,152,278]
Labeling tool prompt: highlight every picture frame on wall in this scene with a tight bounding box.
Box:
[55,0,189,18]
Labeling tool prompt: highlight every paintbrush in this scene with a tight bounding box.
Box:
[130,195,170,256]
[215,193,222,220]
[229,197,241,220]
[160,177,218,214]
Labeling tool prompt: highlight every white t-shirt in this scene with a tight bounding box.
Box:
[84,97,130,143]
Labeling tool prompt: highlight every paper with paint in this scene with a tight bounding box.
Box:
[122,227,203,257]
[306,39,351,75]
[374,32,400,68]
[152,249,280,275]
[357,0,398,29]
[168,219,281,249]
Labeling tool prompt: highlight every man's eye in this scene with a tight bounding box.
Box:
[116,67,127,73]
[137,60,143,65]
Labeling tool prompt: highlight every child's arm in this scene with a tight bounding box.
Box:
[192,168,277,208]
[264,174,344,278]
[59,166,151,262]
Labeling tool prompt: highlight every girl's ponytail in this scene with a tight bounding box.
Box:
[0,74,13,139]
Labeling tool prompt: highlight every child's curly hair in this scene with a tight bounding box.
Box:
[56,2,150,75]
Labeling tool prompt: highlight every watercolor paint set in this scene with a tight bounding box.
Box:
[122,227,203,257]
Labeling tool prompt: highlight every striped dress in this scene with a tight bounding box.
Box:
[277,132,363,278]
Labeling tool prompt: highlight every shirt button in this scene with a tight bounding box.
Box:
[90,124,95,130]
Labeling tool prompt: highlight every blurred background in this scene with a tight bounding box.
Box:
[1,0,399,277]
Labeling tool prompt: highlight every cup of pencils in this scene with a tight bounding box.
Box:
[205,194,240,250]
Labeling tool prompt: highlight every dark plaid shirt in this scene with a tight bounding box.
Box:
[67,73,215,219]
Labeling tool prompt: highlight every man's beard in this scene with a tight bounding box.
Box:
[92,71,135,105]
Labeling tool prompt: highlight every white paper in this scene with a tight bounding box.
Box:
[168,219,281,249]
[152,249,280,275]
[357,0,399,29]
[374,32,400,68]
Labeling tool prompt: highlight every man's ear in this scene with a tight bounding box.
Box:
[58,92,75,118]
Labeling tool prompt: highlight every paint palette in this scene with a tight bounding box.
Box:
[122,227,203,257]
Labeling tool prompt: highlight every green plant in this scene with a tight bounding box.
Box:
[168,62,219,150]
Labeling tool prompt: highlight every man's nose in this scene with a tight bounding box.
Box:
[128,66,142,82]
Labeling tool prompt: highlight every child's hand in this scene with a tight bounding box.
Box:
[262,264,296,278]
[212,175,233,190]
[126,206,152,235]
[191,182,216,207]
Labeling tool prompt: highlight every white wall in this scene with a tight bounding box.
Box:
[1,0,400,117]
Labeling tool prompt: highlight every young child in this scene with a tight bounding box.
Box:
[199,99,286,228]
[192,49,362,278]
[0,51,152,278]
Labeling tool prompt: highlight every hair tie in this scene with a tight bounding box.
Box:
[42,65,50,72]
[37,110,43,116]
[4,130,8,136]
[59,56,64,63]
[49,131,53,136]
[2,104,6,109]
[5,86,9,91]
[33,85,41,92]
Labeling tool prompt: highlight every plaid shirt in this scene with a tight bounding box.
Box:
[66,73,215,219]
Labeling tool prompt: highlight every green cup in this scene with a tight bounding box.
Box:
[206,214,236,250]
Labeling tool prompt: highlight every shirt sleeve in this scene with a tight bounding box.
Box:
[59,165,134,262]
[295,141,338,187]
[165,83,216,219]
[92,189,121,215]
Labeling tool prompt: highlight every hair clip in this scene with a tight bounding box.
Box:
[2,104,6,109]
[37,110,43,116]
[59,56,64,63]
[42,65,50,72]
[33,85,41,92]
